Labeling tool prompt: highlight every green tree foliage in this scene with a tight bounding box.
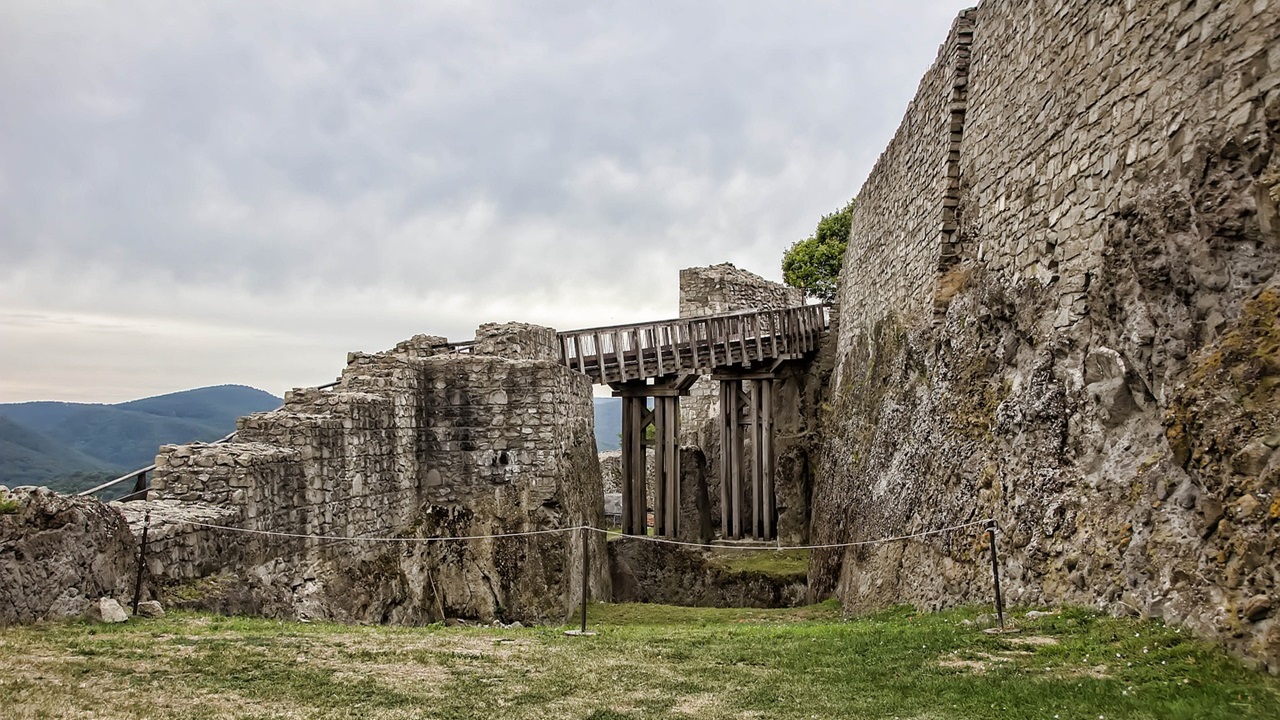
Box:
[781,197,854,303]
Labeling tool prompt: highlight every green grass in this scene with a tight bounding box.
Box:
[0,604,1276,719]
[706,548,810,580]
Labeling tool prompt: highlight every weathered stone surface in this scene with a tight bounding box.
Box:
[814,0,1280,673]
[135,600,165,618]
[0,487,136,626]
[88,597,129,623]
[141,323,608,625]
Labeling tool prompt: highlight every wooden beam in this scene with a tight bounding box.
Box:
[750,379,762,539]
[762,379,774,541]
[620,395,634,535]
[670,395,681,539]
[627,397,647,534]
[653,397,666,535]
[718,382,731,539]
[728,380,744,539]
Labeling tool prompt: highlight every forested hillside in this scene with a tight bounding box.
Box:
[0,385,281,491]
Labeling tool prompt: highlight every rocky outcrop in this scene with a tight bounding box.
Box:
[0,487,136,625]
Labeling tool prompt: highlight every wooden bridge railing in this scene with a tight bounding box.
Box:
[557,304,829,385]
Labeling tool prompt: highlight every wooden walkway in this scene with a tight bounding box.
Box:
[556,304,828,384]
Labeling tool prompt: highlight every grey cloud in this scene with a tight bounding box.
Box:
[0,0,972,401]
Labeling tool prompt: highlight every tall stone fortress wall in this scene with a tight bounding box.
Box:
[816,0,1280,670]
[128,324,607,625]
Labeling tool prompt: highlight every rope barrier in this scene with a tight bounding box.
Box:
[139,514,992,549]
[590,518,993,551]
[173,519,582,543]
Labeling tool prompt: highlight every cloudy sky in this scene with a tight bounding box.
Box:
[1,0,970,403]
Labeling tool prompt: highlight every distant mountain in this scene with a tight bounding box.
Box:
[0,416,118,488]
[0,385,281,491]
[594,397,622,452]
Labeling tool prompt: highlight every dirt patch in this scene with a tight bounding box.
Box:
[1007,635,1059,647]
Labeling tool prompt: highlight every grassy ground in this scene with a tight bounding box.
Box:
[1,602,1277,719]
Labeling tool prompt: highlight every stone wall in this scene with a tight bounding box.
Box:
[134,323,607,625]
[816,0,1280,671]
[834,10,973,360]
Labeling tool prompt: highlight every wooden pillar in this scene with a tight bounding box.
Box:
[666,396,680,539]
[621,396,648,535]
[728,382,744,540]
[749,379,762,539]
[718,382,731,539]
[620,397,634,534]
[653,398,667,536]
[762,379,775,540]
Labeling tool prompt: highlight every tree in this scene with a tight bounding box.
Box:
[781,197,854,303]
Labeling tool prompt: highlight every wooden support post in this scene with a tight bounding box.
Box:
[620,397,634,534]
[762,379,774,540]
[629,397,647,534]
[750,379,762,539]
[718,382,731,539]
[668,395,680,539]
[653,398,667,536]
[620,395,649,535]
[728,381,744,540]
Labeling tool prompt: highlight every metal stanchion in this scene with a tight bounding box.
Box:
[565,526,597,637]
[983,519,1015,634]
[132,509,151,616]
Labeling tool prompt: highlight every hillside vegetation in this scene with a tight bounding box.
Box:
[0,385,280,490]
[0,603,1275,719]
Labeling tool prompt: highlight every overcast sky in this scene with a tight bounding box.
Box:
[1,0,971,403]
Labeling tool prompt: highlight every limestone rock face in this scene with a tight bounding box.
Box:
[0,487,136,625]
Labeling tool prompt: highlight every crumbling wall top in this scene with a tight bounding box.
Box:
[473,322,559,361]
[679,263,804,318]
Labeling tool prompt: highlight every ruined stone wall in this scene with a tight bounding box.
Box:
[678,263,805,318]
[816,0,1280,671]
[138,324,607,625]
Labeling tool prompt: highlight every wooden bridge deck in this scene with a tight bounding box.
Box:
[557,304,828,385]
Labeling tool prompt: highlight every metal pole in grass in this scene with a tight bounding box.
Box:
[580,524,589,633]
[132,509,151,616]
[565,525,597,637]
[986,519,1005,631]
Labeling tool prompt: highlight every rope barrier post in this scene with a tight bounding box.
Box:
[565,525,597,637]
[986,519,1005,631]
[580,525,589,634]
[132,509,151,616]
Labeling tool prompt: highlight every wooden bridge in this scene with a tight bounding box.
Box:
[556,303,829,541]
[555,304,827,385]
